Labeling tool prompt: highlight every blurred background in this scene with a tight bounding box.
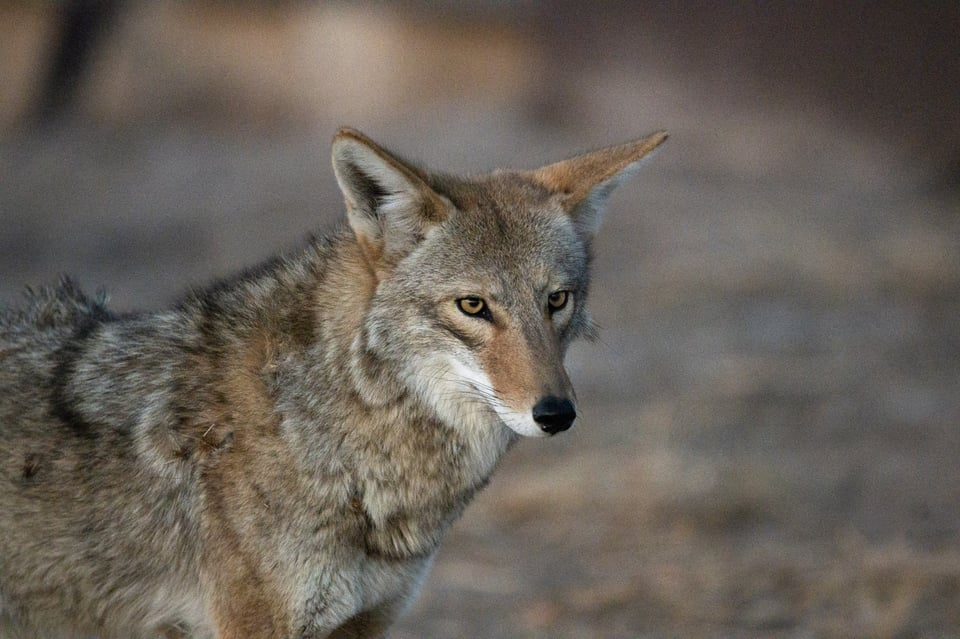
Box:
[2,1,959,636]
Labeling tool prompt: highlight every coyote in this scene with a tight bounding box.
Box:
[0,128,666,638]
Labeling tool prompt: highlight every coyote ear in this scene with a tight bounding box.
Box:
[332,128,449,270]
[533,131,667,240]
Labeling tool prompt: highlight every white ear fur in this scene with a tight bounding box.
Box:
[331,128,447,267]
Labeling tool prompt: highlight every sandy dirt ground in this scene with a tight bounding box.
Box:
[1,3,959,637]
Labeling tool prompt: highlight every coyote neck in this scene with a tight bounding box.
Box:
[253,236,513,558]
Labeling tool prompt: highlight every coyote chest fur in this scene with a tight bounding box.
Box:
[0,128,665,638]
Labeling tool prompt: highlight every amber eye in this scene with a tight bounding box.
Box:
[457,297,490,320]
[547,291,569,312]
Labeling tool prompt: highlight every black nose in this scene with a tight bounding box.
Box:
[532,397,576,435]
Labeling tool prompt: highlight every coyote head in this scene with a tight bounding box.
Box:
[332,129,666,439]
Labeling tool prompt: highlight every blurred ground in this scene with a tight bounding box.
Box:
[1,2,959,637]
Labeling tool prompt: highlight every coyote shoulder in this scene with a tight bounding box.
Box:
[0,128,666,638]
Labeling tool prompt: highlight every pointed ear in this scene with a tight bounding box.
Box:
[532,131,667,240]
[331,128,449,271]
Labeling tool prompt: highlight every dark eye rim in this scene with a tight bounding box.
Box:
[456,296,493,321]
[547,290,570,312]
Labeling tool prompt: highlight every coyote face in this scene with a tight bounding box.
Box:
[362,176,588,438]
[334,130,667,442]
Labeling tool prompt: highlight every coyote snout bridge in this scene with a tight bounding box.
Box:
[0,127,666,638]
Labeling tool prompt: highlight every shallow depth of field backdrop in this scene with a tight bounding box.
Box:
[2,2,959,637]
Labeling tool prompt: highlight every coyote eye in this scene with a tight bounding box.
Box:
[547,290,569,312]
[457,297,491,321]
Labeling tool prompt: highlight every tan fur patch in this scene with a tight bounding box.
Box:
[478,321,539,413]
[198,330,293,636]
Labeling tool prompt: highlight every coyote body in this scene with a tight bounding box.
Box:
[0,128,665,638]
